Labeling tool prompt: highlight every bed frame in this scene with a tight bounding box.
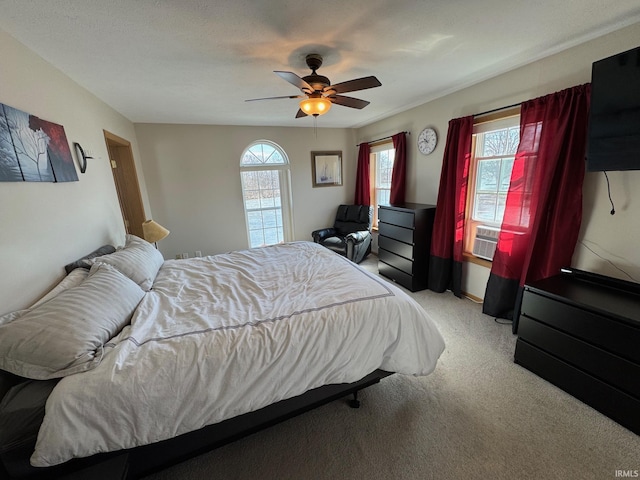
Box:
[1,370,392,480]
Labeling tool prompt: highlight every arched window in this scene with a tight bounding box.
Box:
[240,141,294,248]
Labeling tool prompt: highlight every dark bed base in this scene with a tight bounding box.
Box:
[2,370,393,480]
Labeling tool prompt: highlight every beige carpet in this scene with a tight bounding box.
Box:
[143,257,640,480]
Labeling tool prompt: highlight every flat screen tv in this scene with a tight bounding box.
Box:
[586,45,640,172]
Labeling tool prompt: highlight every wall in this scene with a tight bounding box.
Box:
[356,22,640,299]
[134,124,357,259]
[0,29,151,314]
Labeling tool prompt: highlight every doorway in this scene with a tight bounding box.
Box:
[103,130,146,239]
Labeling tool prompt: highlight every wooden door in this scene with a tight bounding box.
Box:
[104,130,146,239]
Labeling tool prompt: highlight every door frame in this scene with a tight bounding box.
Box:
[103,130,146,239]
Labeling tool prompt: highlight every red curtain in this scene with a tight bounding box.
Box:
[483,84,591,331]
[354,142,371,205]
[428,116,474,297]
[389,132,406,205]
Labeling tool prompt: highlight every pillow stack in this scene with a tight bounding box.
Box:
[0,235,164,380]
[0,263,145,380]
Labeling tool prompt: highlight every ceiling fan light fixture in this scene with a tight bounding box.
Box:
[299,97,332,116]
[248,54,381,118]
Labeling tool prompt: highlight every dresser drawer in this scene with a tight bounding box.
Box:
[379,248,413,275]
[378,261,414,291]
[379,208,414,229]
[518,315,640,398]
[379,235,413,260]
[521,290,640,364]
[378,222,414,244]
[514,339,640,436]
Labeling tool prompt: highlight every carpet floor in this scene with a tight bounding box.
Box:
[143,256,639,480]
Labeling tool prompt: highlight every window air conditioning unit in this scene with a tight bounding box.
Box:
[472,225,500,261]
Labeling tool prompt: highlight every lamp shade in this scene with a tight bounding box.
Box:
[299,97,332,116]
[142,220,170,243]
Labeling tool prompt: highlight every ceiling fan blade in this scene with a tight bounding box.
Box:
[329,95,370,109]
[245,95,303,102]
[326,76,381,94]
[295,109,308,118]
[274,71,313,92]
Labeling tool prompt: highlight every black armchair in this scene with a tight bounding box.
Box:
[311,204,373,264]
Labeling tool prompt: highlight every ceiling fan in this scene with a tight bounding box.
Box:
[246,53,381,118]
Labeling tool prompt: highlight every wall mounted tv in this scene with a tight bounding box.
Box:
[586,45,640,172]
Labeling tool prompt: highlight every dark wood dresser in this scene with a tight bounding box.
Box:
[377,203,436,292]
[514,269,640,435]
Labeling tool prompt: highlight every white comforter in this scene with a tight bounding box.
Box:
[31,242,445,467]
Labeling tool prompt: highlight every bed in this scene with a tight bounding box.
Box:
[0,237,445,479]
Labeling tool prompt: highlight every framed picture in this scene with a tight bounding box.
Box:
[311,151,342,187]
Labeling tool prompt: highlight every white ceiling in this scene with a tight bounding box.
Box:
[1,1,640,129]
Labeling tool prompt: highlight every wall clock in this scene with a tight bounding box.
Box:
[417,127,438,155]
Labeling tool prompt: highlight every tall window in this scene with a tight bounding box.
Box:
[240,141,294,248]
[369,142,395,228]
[464,110,520,260]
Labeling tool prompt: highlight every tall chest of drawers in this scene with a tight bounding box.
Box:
[377,203,436,292]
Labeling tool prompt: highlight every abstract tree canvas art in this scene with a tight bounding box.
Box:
[28,115,78,182]
[0,105,23,182]
[0,103,78,182]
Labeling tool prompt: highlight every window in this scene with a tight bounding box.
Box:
[464,110,520,261]
[240,141,294,248]
[369,142,395,228]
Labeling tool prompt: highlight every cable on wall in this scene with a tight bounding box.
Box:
[578,240,636,282]
[603,171,616,215]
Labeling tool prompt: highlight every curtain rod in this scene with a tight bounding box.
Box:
[356,131,409,147]
[354,103,519,146]
[474,102,521,118]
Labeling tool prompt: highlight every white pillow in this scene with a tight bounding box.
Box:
[92,234,164,291]
[0,263,145,380]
